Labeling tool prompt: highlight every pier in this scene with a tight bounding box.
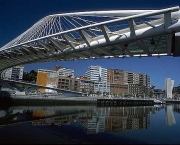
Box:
[97,99,154,107]
[166,100,180,104]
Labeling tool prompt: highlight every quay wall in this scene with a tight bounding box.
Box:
[1,96,157,106]
[97,99,154,107]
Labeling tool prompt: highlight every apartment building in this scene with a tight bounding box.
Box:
[128,84,148,96]
[94,82,110,93]
[80,76,94,93]
[107,69,150,95]
[36,69,58,92]
[86,66,110,93]
[54,65,74,77]
[58,68,74,77]
[2,65,24,80]
[57,76,80,91]
[107,69,128,94]
[85,66,107,82]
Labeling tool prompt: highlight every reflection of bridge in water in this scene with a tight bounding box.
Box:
[0,6,180,72]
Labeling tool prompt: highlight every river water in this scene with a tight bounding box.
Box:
[0,104,179,144]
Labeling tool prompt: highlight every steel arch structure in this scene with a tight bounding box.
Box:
[1,6,180,71]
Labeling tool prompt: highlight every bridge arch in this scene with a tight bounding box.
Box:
[0,6,180,72]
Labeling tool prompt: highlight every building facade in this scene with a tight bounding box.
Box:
[85,66,109,93]
[57,76,80,91]
[107,69,124,85]
[57,68,74,77]
[107,69,150,95]
[85,66,107,82]
[165,78,174,99]
[2,65,24,80]
[94,82,110,93]
[128,84,148,96]
[107,69,128,94]
[80,76,94,93]
[124,71,150,88]
[110,84,128,95]
[36,69,58,92]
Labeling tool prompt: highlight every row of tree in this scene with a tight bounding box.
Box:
[22,70,37,82]
[83,89,154,98]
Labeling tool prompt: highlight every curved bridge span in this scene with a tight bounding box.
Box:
[1,6,180,71]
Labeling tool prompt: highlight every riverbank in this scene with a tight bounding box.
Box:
[0,95,174,106]
[7,96,96,106]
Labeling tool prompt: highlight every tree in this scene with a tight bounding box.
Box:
[82,88,86,93]
[23,70,37,82]
[88,90,94,96]
[149,91,153,98]
[96,91,102,96]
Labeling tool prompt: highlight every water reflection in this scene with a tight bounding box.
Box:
[2,104,180,144]
[82,106,161,134]
[0,105,163,130]
[0,106,95,126]
[165,105,176,126]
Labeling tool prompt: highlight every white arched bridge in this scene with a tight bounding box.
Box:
[1,6,180,72]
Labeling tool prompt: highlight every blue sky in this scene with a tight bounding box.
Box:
[0,0,180,89]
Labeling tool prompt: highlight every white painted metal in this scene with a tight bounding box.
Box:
[0,6,180,71]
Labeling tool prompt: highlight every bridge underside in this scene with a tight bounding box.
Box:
[1,6,180,72]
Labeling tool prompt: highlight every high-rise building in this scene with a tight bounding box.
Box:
[165,78,174,99]
[94,82,110,93]
[85,66,107,82]
[107,69,150,95]
[1,65,24,80]
[58,68,74,77]
[124,71,150,88]
[86,66,109,93]
[107,69,124,84]
[54,65,74,77]
[107,69,128,94]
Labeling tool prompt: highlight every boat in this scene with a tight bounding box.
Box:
[154,99,165,104]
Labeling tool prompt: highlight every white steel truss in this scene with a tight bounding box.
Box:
[0,6,180,71]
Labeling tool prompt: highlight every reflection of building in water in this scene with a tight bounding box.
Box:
[32,111,92,126]
[105,107,151,131]
[82,106,158,134]
[81,107,109,134]
[173,104,180,113]
[32,110,57,118]
[165,105,176,126]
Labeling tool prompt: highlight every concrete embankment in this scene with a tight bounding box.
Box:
[10,96,155,106]
[97,99,154,106]
[166,100,180,104]
[11,97,97,106]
